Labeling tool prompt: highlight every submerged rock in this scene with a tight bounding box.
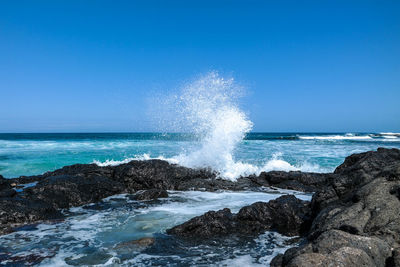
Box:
[167,195,311,238]
[114,237,156,251]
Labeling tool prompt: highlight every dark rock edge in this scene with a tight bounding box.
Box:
[0,147,399,266]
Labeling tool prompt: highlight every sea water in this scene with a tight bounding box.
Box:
[1,72,400,266]
[0,132,399,179]
[0,190,311,266]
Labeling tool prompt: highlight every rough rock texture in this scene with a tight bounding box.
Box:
[0,197,62,235]
[0,175,11,191]
[1,147,400,267]
[167,208,237,238]
[237,195,312,236]
[272,148,400,267]
[131,189,169,201]
[167,195,311,238]
[257,171,331,192]
[24,175,126,209]
[0,157,331,236]
[0,175,14,198]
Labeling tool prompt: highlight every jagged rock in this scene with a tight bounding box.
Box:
[24,175,125,209]
[287,248,375,267]
[131,189,169,200]
[167,208,236,238]
[1,147,400,267]
[0,197,62,235]
[0,175,11,191]
[310,230,392,266]
[0,188,16,198]
[273,148,400,266]
[112,160,216,192]
[258,171,331,192]
[237,195,312,236]
[167,195,311,238]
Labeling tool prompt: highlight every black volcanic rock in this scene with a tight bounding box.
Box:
[24,175,125,209]
[167,208,237,238]
[237,195,312,236]
[1,147,400,267]
[111,159,217,192]
[167,195,311,238]
[273,148,400,267]
[257,171,331,192]
[0,175,11,191]
[0,188,17,198]
[0,197,62,235]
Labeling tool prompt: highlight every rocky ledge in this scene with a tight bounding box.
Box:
[166,148,400,266]
[1,148,399,266]
[0,156,331,235]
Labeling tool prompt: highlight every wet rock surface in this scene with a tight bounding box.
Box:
[0,148,399,267]
[167,195,311,238]
[271,148,400,267]
[0,197,62,235]
[0,158,329,236]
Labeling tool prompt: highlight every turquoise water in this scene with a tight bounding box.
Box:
[1,132,399,266]
[1,132,400,178]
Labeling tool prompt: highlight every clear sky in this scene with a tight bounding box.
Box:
[0,0,399,132]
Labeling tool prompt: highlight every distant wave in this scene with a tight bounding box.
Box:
[298,133,400,141]
[298,134,372,141]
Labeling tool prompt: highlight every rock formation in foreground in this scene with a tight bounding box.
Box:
[1,148,400,266]
[167,194,312,237]
[167,148,400,266]
[0,156,330,235]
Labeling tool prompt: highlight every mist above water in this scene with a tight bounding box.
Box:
[150,72,256,180]
[147,72,330,180]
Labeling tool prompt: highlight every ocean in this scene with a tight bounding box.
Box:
[1,132,399,266]
[1,132,400,179]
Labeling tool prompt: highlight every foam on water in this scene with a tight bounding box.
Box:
[299,134,373,140]
[0,190,311,266]
[93,152,327,178]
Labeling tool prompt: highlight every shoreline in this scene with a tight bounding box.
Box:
[1,147,399,266]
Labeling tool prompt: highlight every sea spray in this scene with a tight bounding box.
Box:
[161,72,255,180]
[147,72,326,180]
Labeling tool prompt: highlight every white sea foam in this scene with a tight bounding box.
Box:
[378,132,400,139]
[299,134,372,140]
[380,132,400,136]
[160,72,253,180]
[93,154,179,167]
[0,190,310,266]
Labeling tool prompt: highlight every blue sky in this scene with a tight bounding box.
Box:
[0,0,399,132]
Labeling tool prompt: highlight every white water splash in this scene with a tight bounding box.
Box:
[162,72,253,180]
[139,72,329,180]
